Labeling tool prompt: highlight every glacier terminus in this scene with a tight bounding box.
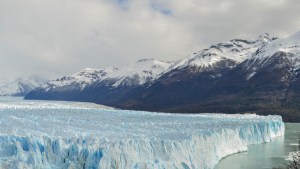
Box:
[0,98,284,169]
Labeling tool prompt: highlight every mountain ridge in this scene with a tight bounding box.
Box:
[0,76,48,96]
[25,32,300,122]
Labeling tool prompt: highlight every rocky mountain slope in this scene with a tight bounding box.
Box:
[25,32,300,122]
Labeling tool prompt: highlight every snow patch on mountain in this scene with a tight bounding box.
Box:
[246,72,257,80]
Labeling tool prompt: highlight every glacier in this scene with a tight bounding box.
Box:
[0,98,284,169]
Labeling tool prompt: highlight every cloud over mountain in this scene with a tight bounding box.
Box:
[0,0,299,81]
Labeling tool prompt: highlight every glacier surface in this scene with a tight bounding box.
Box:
[0,98,284,169]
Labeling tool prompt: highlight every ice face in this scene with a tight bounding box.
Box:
[0,98,284,169]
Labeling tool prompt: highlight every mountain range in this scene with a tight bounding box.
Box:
[24,32,300,122]
[0,76,47,96]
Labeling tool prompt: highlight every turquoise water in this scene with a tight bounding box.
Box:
[214,123,300,169]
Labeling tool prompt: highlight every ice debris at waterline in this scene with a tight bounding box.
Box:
[0,99,284,169]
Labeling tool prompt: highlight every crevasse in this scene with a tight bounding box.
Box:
[0,100,284,169]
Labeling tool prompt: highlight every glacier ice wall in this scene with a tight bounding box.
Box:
[0,99,284,169]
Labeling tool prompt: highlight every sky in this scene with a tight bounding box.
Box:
[0,0,300,82]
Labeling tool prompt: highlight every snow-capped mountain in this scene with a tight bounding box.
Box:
[25,31,300,122]
[107,59,172,87]
[0,76,48,96]
[242,32,300,80]
[114,32,300,122]
[167,33,275,73]
[39,59,171,90]
[42,67,117,91]
[25,59,172,103]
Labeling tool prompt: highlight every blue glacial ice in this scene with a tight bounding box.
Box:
[0,99,284,169]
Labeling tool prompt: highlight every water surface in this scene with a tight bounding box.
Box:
[215,123,300,169]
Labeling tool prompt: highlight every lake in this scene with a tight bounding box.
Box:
[214,123,300,169]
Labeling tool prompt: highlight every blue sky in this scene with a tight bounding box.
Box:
[0,0,299,82]
[150,1,172,15]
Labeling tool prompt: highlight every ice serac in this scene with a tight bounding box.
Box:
[0,100,284,169]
